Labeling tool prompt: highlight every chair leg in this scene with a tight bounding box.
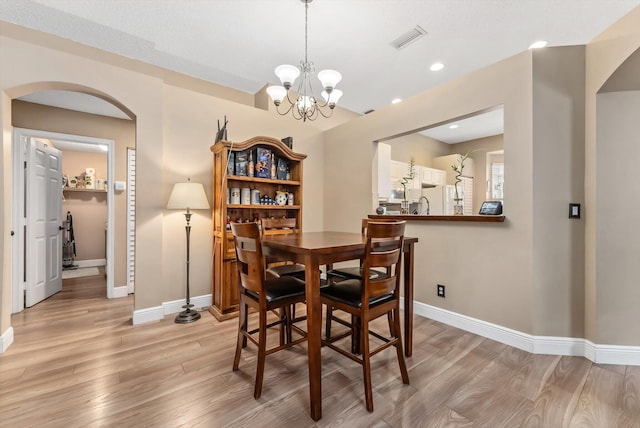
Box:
[254,309,268,399]
[361,315,374,412]
[352,315,361,354]
[278,308,285,346]
[285,305,293,344]
[393,308,410,385]
[387,311,394,336]
[325,305,333,339]
[241,301,248,349]
[233,300,247,371]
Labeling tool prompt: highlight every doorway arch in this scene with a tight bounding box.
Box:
[8,82,137,313]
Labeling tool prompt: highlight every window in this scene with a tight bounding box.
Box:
[490,162,504,200]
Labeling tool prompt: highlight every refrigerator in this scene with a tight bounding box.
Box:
[419,185,456,215]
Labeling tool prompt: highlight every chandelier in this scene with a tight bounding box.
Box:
[266,0,343,122]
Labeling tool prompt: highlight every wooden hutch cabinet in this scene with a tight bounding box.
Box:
[209,136,307,321]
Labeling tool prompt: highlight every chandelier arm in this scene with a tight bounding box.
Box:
[316,105,335,119]
[292,105,304,121]
[275,100,296,117]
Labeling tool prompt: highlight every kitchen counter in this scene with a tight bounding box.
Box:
[368,214,505,222]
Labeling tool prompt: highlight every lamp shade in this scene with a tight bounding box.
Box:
[317,69,342,90]
[167,181,210,210]
[266,85,287,104]
[274,64,300,88]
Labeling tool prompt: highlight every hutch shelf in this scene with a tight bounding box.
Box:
[209,136,306,321]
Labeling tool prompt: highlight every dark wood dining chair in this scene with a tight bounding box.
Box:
[231,222,307,399]
[260,217,306,280]
[320,220,409,412]
[325,218,390,344]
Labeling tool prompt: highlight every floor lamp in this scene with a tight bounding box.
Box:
[167,179,210,323]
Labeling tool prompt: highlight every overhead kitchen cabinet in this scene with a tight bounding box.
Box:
[420,166,445,187]
[390,160,420,190]
[376,143,391,199]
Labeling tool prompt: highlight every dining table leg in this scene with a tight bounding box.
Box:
[403,241,415,357]
[305,256,322,421]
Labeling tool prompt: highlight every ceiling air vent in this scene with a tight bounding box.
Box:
[364,109,375,115]
[391,25,427,50]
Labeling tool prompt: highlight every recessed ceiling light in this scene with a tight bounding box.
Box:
[392,98,402,104]
[529,40,547,49]
[449,124,459,129]
[430,62,444,71]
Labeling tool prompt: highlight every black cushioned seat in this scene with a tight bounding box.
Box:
[246,276,306,303]
[327,266,387,281]
[320,279,393,308]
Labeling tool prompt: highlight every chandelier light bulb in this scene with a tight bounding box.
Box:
[266,86,287,105]
[317,69,342,92]
[321,89,343,107]
[274,64,301,89]
[297,95,314,112]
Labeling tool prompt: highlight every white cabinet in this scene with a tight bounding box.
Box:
[391,160,419,189]
[376,143,391,199]
[420,166,445,186]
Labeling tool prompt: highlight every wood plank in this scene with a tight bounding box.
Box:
[520,356,592,427]
[2,277,635,426]
[568,365,625,427]
[616,366,640,428]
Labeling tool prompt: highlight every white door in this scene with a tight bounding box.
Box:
[26,139,63,307]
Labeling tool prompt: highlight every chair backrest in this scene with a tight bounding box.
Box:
[231,222,266,295]
[362,220,405,302]
[361,217,396,235]
[260,217,297,236]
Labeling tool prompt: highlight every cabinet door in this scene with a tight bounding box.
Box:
[390,161,406,181]
[431,169,445,186]
[376,143,391,199]
[420,167,432,186]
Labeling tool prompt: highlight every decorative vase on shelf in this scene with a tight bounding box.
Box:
[453,198,464,215]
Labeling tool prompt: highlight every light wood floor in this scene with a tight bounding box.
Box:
[1,275,638,427]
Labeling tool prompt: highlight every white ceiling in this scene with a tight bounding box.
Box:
[2,0,639,141]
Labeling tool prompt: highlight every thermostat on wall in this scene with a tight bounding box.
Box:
[114,181,126,191]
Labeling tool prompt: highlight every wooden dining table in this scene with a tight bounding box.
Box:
[262,231,418,421]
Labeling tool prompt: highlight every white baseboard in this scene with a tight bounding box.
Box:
[408,299,640,366]
[76,258,106,268]
[1,327,14,354]
[132,293,212,325]
[112,285,129,299]
[162,294,212,316]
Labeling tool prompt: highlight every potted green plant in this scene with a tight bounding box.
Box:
[400,158,416,214]
[451,150,473,215]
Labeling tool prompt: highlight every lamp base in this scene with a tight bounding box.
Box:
[175,308,201,324]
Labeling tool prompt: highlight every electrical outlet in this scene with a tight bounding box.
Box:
[437,284,445,298]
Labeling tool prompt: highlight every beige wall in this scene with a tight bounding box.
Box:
[595,91,640,345]
[586,6,640,344]
[531,46,586,337]
[11,100,133,287]
[61,151,108,262]
[324,51,536,334]
[386,133,450,166]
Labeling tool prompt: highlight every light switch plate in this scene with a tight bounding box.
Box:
[114,181,126,191]
[569,203,580,219]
